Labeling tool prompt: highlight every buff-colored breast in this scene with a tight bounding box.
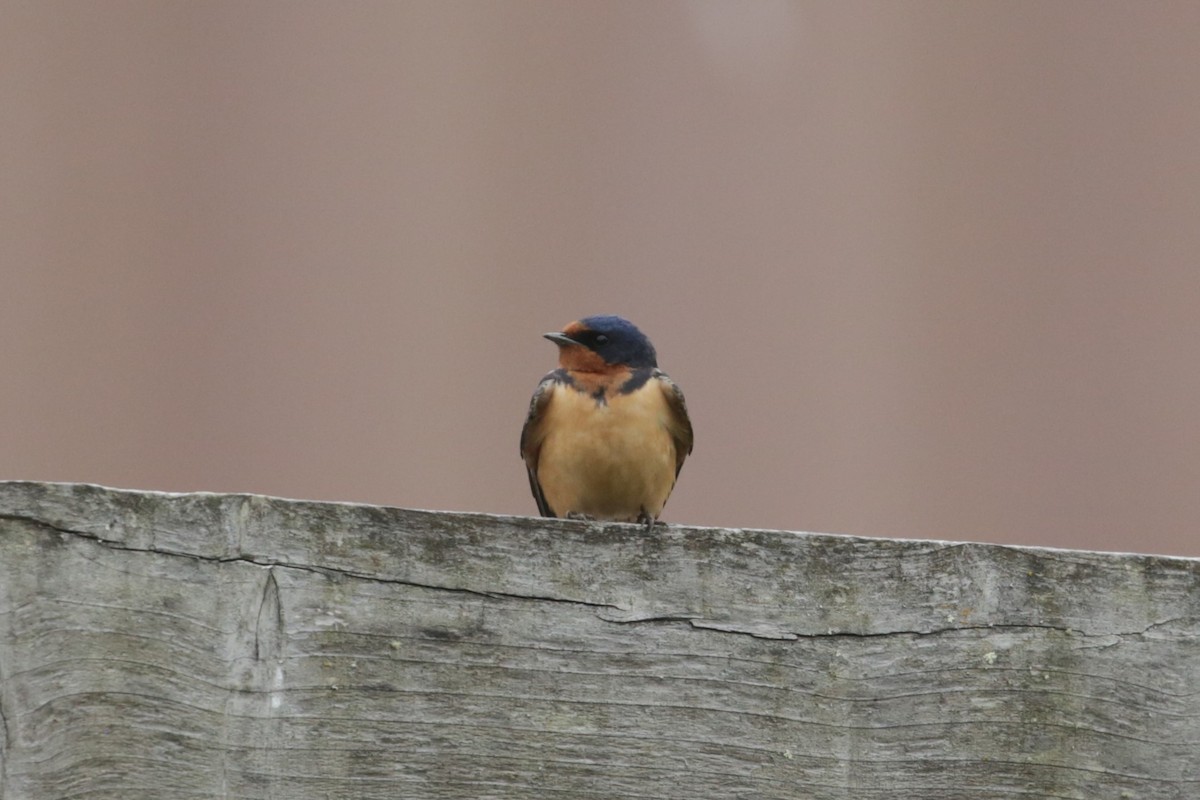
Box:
[535,380,679,521]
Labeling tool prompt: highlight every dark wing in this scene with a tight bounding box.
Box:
[654,369,694,477]
[520,371,560,517]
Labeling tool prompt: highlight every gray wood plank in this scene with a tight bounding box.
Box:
[1,481,1197,799]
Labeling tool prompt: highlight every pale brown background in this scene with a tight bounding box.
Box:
[4,2,1198,556]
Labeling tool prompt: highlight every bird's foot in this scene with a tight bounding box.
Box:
[566,511,595,521]
[636,511,659,531]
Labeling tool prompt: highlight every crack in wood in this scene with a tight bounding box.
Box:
[0,688,9,750]
[253,569,282,662]
[2,512,626,614]
[4,512,1181,644]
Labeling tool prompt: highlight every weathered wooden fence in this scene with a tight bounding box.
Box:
[0,481,1197,798]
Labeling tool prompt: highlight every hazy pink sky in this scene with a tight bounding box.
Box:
[4,2,1199,556]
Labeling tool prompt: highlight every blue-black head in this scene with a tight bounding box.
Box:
[544,315,658,369]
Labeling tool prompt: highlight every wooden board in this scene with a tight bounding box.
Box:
[1,481,1197,798]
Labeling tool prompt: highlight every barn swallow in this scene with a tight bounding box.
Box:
[520,315,693,526]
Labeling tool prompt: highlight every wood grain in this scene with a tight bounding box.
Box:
[1,481,1197,798]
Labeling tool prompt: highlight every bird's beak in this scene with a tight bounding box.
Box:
[543,332,578,347]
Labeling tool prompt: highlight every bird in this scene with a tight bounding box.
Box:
[520,315,693,526]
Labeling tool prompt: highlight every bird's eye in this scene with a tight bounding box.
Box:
[594,334,609,345]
